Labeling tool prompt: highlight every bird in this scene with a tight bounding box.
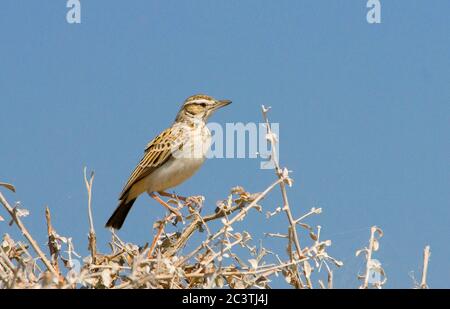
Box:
[105,94,232,229]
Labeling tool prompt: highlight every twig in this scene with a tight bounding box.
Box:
[328,270,333,289]
[294,207,322,225]
[363,227,375,289]
[0,192,59,278]
[83,167,97,262]
[262,105,305,287]
[148,213,175,258]
[358,226,384,289]
[420,245,431,289]
[45,207,61,276]
[261,106,302,255]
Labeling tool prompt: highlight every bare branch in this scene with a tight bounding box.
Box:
[45,207,61,277]
[83,167,97,263]
[420,245,431,289]
[0,192,59,278]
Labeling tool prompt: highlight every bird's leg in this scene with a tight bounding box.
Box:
[149,192,183,219]
[158,191,187,202]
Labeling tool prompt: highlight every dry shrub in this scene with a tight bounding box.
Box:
[0,108,430,289]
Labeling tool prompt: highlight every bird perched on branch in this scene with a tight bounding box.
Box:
[106,94,231,229]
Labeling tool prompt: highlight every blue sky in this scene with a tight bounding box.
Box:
[1,1,449,288]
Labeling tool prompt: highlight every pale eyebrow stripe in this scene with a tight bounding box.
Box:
[186,99,212,105]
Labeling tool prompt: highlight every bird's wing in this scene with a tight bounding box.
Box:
[119,126,185,200]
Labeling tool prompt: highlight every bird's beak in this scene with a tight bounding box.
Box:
[213,99,232,110]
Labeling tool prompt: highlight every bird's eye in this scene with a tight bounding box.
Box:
[198,103,207,107]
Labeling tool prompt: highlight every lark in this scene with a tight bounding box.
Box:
[106,94,231,229]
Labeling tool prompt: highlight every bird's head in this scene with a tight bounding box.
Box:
[175,94,231,123]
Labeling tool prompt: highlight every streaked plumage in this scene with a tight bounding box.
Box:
[106,94,231,229]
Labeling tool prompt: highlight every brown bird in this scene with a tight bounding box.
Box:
[106,94,231,229]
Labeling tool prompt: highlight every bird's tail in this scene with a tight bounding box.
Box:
[105,198,137,230]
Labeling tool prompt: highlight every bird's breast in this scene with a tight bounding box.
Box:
[144,124,211,192]
[173,125,211,160]
[145,155,206,192]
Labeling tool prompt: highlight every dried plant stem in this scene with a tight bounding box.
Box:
[0,262,11,280]
[420,245,431,289]
[0,265,9,283]
[262,106,305,287]
[328,270,333,289]
[0,192,59,278]
[148,213,176,258]
[172,178,283,263]
[0,247,15,272]
[222,179,281,231]
[45,207,61,276]
[148,225,165,257]
[83,167,97,262]
[118,257,309,288]
[280,185,302,254]
[362,226,377,289]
